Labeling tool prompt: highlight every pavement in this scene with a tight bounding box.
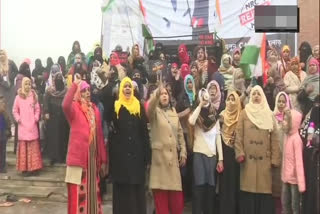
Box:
[0,201,192,214]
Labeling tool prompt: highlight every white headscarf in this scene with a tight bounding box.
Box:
[245,85,274,130]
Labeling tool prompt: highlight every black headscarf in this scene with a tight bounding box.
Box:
[19,62,31,79]
[132,69,144,99]
[32,59,45,76]
[72,41,81,54]
[299,41,312,71]
[46,57,54,72]
[58,56,67,76]
[93,47,103,64]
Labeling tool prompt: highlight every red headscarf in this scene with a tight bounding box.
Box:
[178,44,190,64]
[180,63,190,79]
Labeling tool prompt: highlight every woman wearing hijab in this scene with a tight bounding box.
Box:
[190,62,203,92]
[299,41,313,72]
[280,45,291,77]
[0,49,19,121]
[284,57,307,109]
[43,72,69,164]
[264,50,286,110]
[219,91,242,214]
[176,74,196,140]
[207,80,222,114]
[57,56,67,77]
[147,86,187,214]
[88,46,104,73]
[15,62,33,93]
[297,57,320,115]
[67,41,86,70]
[219,54,235,96]
[188,88,224,214]
[175,74,196,201]
[272,92,292,214]
[67,57,89,87]
[32,59,46,95]
[62,74,108,214]
[13,77,42,175]
[128,44,141,69]
[46,64,63,90]
[232,48,241,68]
[109,77,150,214]
[195,46,208,86]
[232,68,247,105]
[300,95,320,214]
[235,85,280,214]
[45,57,54,72]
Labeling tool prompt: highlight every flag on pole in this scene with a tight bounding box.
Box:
[142,24,154,52]
[101,0,116,12]
[240,33,267,79]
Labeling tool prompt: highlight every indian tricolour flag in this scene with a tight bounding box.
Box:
[240,33,267,80]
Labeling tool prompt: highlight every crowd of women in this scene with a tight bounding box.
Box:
[0,39,319,214]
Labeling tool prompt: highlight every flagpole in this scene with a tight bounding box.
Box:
[101,11,104,48]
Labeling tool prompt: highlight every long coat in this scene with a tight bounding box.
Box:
[234,110,280,194]
[43,91,69,163]
[148,92,187,191]
[109,105,151,185]
[12,90,40,141]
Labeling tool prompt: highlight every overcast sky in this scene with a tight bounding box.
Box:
[1,0,102,68]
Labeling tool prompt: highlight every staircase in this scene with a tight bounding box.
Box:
[0,139,68,202]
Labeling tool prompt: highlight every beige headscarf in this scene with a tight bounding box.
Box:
[220,91,242,146]
[18,77,38,104]
[245,85,273,130]
[0,49,9,76]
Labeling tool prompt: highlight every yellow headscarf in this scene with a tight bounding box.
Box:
[114,77,141,118]
[245,85,273,130]
[220,91,242,146]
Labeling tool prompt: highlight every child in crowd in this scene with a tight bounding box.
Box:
[281,105,305,214]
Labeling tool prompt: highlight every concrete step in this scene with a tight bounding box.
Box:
[0,185,67,202]
[0,167,66,188]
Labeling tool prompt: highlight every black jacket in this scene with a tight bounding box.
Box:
[109,105,151,184]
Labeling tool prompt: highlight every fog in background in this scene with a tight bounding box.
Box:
[1,0,102,69]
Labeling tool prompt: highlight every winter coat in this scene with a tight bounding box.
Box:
[147,91,187,191]
[109,105,151,184]
[12,90,40,141]
[235,110,281,194]
[62,83,107,169]
[282,109,306,192]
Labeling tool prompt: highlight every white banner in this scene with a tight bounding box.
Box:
[102,0,297,55]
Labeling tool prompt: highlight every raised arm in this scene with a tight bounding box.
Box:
[62,82,77,122]
[147,88,159,122]
[188,105,201,126]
